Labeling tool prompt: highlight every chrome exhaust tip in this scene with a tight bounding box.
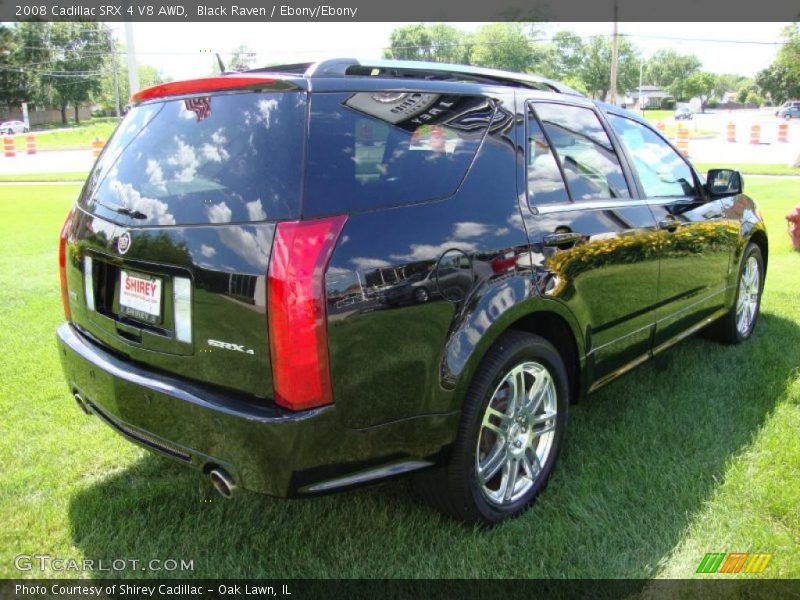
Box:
[73,392,92,415]
[208,468,235,499]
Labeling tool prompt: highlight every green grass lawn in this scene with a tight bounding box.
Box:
[31,117,118,132]
[0,172,89,183]
[0,181,798,579]
[9,119,120,151]
[641,110,675,122]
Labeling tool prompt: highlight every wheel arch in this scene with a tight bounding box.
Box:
[505,310,583,405]
[442,282,586,411]
[748,228,768,273]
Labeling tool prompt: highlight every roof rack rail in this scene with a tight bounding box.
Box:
[246,62,314,75]
[246,58,583,96]
[303,58,584,96]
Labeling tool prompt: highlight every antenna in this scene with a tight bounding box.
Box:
[216,53,227,75]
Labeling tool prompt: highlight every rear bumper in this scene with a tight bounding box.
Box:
[56,323,454,496]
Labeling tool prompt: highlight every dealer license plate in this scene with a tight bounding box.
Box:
[119,270,163,324]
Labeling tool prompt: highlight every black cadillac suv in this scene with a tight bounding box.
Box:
[56,59,767,524]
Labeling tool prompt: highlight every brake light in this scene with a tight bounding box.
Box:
[268,215,347,411]
[59,208,74,321]
[131,76,276,103]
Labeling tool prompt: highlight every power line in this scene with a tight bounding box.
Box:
[0,64,104,77]
[619,33,787,46]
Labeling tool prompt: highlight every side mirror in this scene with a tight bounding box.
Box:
[706,169,743,196]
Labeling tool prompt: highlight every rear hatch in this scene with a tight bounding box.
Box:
[68,82,306,401]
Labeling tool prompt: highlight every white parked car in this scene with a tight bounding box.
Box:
[0,120,29,134]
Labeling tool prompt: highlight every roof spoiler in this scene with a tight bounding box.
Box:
[130,75,280,103]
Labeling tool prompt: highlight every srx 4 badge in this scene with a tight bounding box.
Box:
[207,339,255,355]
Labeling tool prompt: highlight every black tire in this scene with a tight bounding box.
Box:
[706,242,764,344]
[415,331,569,524]
[414,287,429,303]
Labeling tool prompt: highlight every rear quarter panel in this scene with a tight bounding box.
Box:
[325,90,532,429]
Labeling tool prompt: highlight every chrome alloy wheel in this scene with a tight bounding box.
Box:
[736,256,760,336]
[475,361,557,507]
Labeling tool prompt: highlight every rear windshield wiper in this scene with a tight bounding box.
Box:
[93,197,148,220]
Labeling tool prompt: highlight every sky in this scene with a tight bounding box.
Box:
[107,21,790,82]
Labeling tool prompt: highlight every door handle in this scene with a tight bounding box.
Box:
[658,217,680,231]
[543,232,583,247]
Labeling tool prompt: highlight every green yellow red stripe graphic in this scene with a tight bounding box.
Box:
[696,552,773,574]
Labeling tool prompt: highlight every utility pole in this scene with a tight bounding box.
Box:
[609,0,619,105]
[638,56,644,114]
[107,29,121,119]
[124,22,139,99]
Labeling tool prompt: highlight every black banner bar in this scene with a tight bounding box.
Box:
[2,0,800,22]
[3,579,800,600]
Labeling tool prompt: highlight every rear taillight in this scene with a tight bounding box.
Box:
[267,215,347,411]
[59,208,74,321]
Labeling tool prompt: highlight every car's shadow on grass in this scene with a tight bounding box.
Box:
[67,312,799,579]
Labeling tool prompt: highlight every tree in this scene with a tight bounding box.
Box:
[229,45,256,72]
[0,23,53,108]
[541,31,586,81]
[681,71,717,112]
[469,23,545,72]
[579,36,640,100]
[98,52,169,114]
[734,80,762,105]
[383,23,469,64]
[755,24,800,104]
[756,63,800,106]
[745,90,765,106]
[0,24,27,107]
[43,22,110,124]
[645,49,700,90]
[714,73,750,102]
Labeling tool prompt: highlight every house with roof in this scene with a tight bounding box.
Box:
[623,86,674,110]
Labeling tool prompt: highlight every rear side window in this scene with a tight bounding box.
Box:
[531,103,630,201]
[303,92,492,216]
[80,92,306,226]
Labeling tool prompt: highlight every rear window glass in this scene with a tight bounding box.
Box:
[80,92,306,226]
[303,92,493,216]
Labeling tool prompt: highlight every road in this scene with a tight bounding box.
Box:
[0,149,95,175]
[687,137,800,164]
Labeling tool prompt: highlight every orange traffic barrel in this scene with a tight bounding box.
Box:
[25,134,36,155]
[676,126,690,157]
[3,136,15,158]
[726,122,736,143]
[749,124,761,145]
[778,122,789,143]
[656,120,666,133]
[91,136,104,158]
